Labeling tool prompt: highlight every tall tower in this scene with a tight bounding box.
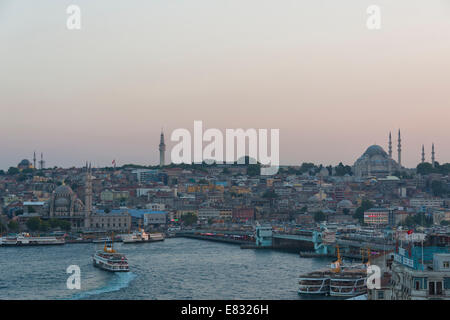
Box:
[397,129,402,167]
[33,151,36,169]
[421,145,425,163]
[388,132,392,158]
[84,162,93,228]
[159,130,166,167]
[39,153,45,170]
[388,132,392,175]
[432,143,436,168]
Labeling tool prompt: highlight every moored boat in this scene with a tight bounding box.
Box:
[0,233,65,246]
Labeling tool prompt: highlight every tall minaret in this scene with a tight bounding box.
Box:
[388,132,392,158]
[159,130,166,167]
[397,129,402,167]
[84,162,93,228]
[432,143,435,168]
[388,132,392,175]
[39,153,45,170]
[33,151,36,169]
[421,145,425,163]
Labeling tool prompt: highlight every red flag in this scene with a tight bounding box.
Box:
[112,159,116,167]
[407,229,413,235]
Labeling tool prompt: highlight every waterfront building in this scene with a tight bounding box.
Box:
[363,208,395,226]
[391,246,450,299]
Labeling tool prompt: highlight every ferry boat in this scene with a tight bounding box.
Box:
[148,232,165,242]
[298,246,369,297]
[329,268,367,297]
[122,228,149,243]
[0,233,65,246]
[92,241,129,272]
[298,269,333,295]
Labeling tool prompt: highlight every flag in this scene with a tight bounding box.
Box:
[407,229,413,235]
[112,159,116,167]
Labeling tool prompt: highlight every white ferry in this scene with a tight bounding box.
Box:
[122,228,149,243]
[298,246,369,297]
[0,233,65,246]
[93,241,129,272]
[329,269,367,297]
[148,232,165,242]
[298,269,332,295]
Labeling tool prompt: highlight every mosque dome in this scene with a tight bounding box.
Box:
[55,197,70,207]
[363,145,388,157]
[337,199,353,208]
[54,185,73,195]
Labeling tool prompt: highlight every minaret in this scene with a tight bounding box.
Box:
[159,130,166,167]
[84,162,93,228]
[39,153,45,170]
[432,143,435,168]
[33,151,36,169]
[388,132,392,175]
[421,145,425,163]
[397,129,402,167]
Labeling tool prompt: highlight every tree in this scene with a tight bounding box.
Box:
[39,221,50,232]
[262,190,277,199]
[247,164,260,176]
[353,200,374,224]
[59,220,71,231]
[431,180,448,197]
[314,211,326,222]
[8,220,19,232]
[180,212,198,226]
[7,167,19,175]
[26,217,41,232]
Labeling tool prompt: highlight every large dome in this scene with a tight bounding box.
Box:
[363,145,388,157]
[54,185,73,195]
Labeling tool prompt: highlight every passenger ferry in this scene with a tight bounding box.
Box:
[298,246,369,297]
[329,268,367,297]
[93,241,129,272]
[298,269,333,295]
[148,232,165,242]
[122,228,149,243]
[0,233,65,246]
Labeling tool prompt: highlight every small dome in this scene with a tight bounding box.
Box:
[337,200,353,208]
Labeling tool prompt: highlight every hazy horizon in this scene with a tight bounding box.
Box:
[1,1,449,170]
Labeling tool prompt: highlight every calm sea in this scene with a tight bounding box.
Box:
[0,237,330,300]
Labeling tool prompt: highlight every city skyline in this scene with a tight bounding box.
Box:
[1,0,450,169]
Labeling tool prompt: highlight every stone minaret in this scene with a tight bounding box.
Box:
[33,151,36,169]
[421,145,425,163]
[84,163,93,228]
[159,130,166,167]
[397,129,402,167]
[388,132,392,174]
[432,143,436,168]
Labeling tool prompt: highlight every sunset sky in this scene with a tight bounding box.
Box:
[1,0,449,170]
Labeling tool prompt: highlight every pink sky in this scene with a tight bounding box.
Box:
[0,0,449,169]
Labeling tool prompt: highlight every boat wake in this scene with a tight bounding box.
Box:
[72,272,137,300]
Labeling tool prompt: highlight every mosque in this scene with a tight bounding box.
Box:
[353,130,403,178]
[353,130,438,178]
